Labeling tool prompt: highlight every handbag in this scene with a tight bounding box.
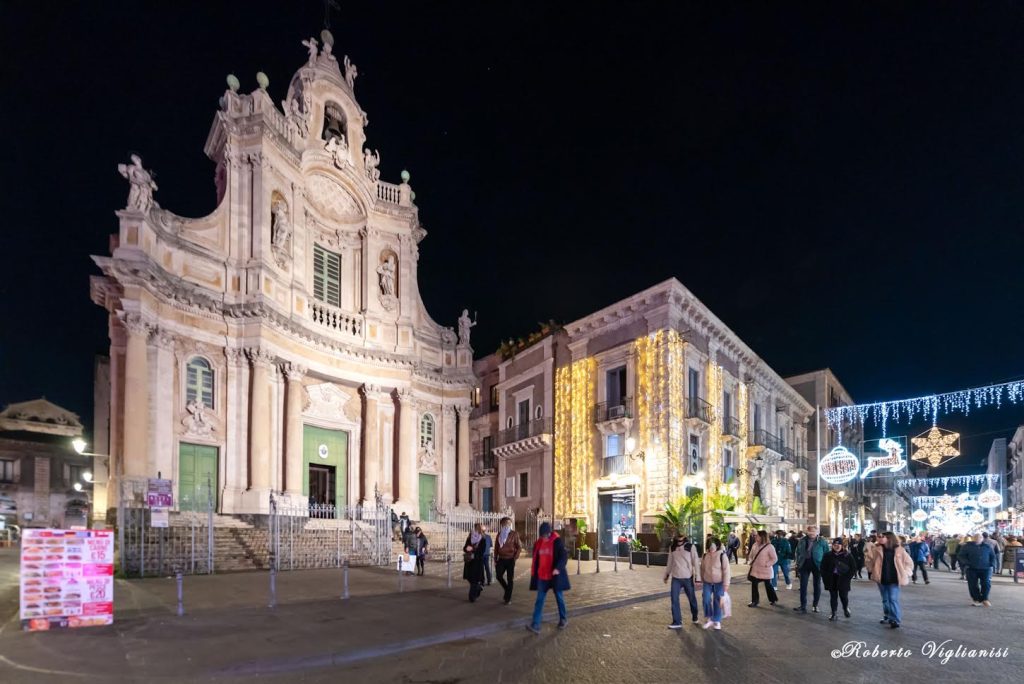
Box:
[747,543,768,582]
[720,590,732,619]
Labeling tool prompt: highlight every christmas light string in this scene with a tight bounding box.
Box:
[895,474,999,490]
[825,378,1024,434]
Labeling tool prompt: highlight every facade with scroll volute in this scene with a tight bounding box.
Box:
[91,32,475,519]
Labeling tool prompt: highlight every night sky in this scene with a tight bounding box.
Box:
[2,2,1024,464]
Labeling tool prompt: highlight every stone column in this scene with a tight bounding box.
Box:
[457,406,471,507]
[122,313,151,480]
[395,388,418,515]
[151,328,176,483]
[247,347,275,492]
[283,362,306,500]
[361,384,382,504]
[223,348,249,513]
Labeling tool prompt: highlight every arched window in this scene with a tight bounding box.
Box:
[186,357,214,408]
[419,414,435,449]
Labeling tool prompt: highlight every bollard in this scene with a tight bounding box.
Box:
[576,549,581,575]
[645,549,650,568]
[268,567,277,609]
[399,564,404,593]
[176,572,184,616]
[629,549,634,570]
[614,552,618,572]
[447,554,452,589]
[342,558,350,600]
[596,554,600,574]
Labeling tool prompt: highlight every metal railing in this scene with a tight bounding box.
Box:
[495,418,553,447]
[472,450,496,473]
[749,429,783,454]
[686,397,714,423]
[268,496,393,571]
[593,397,634,423]
[601,455,629,477]
[433,505,514,560]
[722,415,741,438]
[782,446,796,463]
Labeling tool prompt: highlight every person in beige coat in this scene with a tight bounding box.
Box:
[664,534,700,627]
[699,536,731,630]
[747,530,780,607]
[869,531,914,628]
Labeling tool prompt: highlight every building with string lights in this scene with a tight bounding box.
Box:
[529,279,814,554]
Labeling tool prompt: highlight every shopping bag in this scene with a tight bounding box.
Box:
[720,591,732,619]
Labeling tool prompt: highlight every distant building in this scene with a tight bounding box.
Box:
[1008,426,1024,534]
[985,437,1009,526]
[0,399,92,529]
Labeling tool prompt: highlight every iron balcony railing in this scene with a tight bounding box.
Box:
[601,455,629,477]
[782,446,796,463]
[722,416,741,438]
[593,397,634,423]
[686,397,715,423]
[495,418,553,448]
[749,429,783,454]
[471,448,496,472]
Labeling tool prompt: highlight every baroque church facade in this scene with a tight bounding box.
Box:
[90,32,476,519]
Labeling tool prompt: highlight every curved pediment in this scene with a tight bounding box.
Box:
[306,174,365,222]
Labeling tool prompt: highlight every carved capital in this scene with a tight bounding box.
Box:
[360,383,384,401]
[396,387,415,404]
[455,405,471,420]
[224,347,247,368]
[282,362,307,382]
[121,312,152,337]
[245,151,263,168]
[246,347,276,370]
[149,327,176,350]
[442,405,457,420]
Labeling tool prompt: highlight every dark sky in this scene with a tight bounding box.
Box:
[3,2,1024,461]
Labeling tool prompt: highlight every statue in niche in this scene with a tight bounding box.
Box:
[364,148,381,181]
[284,97,308,138]
[301,37,318,65]
[377,254,397,297]
[271,199,291,250]
[183,400,214,437]
[325,134,348,165]
[458,309,477,346]
[344,55,358,89]
[118,154,158,213]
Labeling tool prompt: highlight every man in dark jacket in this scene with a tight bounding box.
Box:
[958,534,998,607]
[771,530,794,590]
[480,523,494,586]
[493,517,522,604]
[414,527,429,576]
[527,522,570,633]
[909,536,930,584]
[821,538,856,620]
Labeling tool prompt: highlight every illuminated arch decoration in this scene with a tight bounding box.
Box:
[911,508,929,522]
[977,488,1002,509]
[910,426,960,468]
[819,446,860,485]
[861,437,907,479]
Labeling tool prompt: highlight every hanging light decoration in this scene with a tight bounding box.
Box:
[910,426,960,468]
[819,446,860,485]
[969,511,985,524]
[977,488,1003,509]
[911,508,929,522]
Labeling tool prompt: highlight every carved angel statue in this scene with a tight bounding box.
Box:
[457,309,477,346]
[117,154,158,213]
[377,254,396,297]
[363,148,381,181]
[301,37,318,65]
[285,97,308,137]
[271,199,291,250]
[344,55,358,89]
[325,134,348,164]
[185,400,213,436]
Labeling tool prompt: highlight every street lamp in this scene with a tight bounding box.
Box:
[83,471,93,483]
[74,482,83,492]
[72,438,87,455]
[791,472,800,483]
[625,437,636,453]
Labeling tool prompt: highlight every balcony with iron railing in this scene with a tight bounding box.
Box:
[601,454,630,478]
[686,397,715,424]
[749,429,783,455]
[471,446,496,474]
[594,397,634,423]
[493,418,553,457]
[722,415,741,439]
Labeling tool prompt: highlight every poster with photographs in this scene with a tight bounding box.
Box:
[20,529,114,631]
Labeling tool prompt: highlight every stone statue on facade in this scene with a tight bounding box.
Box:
[183,399,214,437]
[285,97,309,138]
[301,37,318,66]
[377,254,396,296]
[118,154,158,213]
[363,148,381,181]
[344,55,358,89]
[457,309,477,346]
[325,134,348,165]
[271,199,291,251]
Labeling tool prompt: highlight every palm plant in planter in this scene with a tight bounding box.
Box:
[575,518,592,560]
[654,493,703,550]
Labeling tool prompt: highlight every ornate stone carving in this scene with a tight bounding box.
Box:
[121,312,152,337]
[363,148,381,181]
[246,347,276,369]
[224,347,247,368]
[301,37,318,66]
[150,327,176,350]
[360,383,384,401]
[271,199,292,268]
[344,55,358,89]
[282,361,306,382]
[376,252,397,311]
[343,393,362,423]
[181,399,218,438]
[418,446,438,473]
[118,154,158,213]
[440,328,457,346]
[457,309,477,347]
[304,382,355,423]
[325,135,348,166]
[307,175,362,221]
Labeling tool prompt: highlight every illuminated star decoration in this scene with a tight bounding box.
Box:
[911,426,960,468]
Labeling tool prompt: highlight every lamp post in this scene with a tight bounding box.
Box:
[71,439,110,527]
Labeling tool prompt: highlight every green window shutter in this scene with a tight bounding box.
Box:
[313,244,342,307]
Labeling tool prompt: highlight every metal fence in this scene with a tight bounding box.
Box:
[117,478,214,578]
[434,505,513,560]
[267,494,394,571]
[524,508,552,551]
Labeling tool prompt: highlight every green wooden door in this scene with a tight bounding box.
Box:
[303,426,348,508]
[419,473,437,521]
[179,443,218,512]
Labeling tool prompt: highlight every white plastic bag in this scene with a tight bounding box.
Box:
[720,591,732,619]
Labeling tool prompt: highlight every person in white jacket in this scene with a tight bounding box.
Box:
[664,534,700,628]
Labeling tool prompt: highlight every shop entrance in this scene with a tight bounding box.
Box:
[598,487,636,557]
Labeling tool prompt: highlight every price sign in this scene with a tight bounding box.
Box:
[20,529,114,631]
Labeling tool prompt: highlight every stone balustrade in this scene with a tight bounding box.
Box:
[310,301,363,338]
[376,181,402,204]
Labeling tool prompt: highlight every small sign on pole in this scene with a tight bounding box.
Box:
[151,508,169,528]
[146,479,173,508]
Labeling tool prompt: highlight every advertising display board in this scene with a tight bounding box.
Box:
[20,529,114,631]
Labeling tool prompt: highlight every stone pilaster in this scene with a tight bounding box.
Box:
[456,406,471,507]
[223,347,249,513]
[361,383,383,504]
[395,388,418,515]
[121,313,151,480]
[282,362,306,500]
[246,347,275,495]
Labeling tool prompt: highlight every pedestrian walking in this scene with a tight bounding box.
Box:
[870,531,913,629]
[744,529,757,563]
[958,533,997,607]
[414,527,428,576]
[863,532,877,581]
[463,523,487,602]
[909,535,930,584]
[771,530,793,590]
[664,533,700,627]
[493,516,521,605]
[526,522,570,633]
[793,525,829,614]
[391,509,402,542]
[699,536,731,630]
[932,535,951,571]
[480,523,494,586]
[727,532,740,564]
[747,530,779,608]
[821,538,856,620]
[850,533,866,579]
[946,535,961,574]
[981,532,1001,577]
[402,525,418,576]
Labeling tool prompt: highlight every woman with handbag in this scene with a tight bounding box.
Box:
[699,536,731,630]
[463,523,487,602]
[747,530,779,607]
[821,537,856,620]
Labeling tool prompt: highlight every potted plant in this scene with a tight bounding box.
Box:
[574,518,593,561]
[637,493,703,566]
